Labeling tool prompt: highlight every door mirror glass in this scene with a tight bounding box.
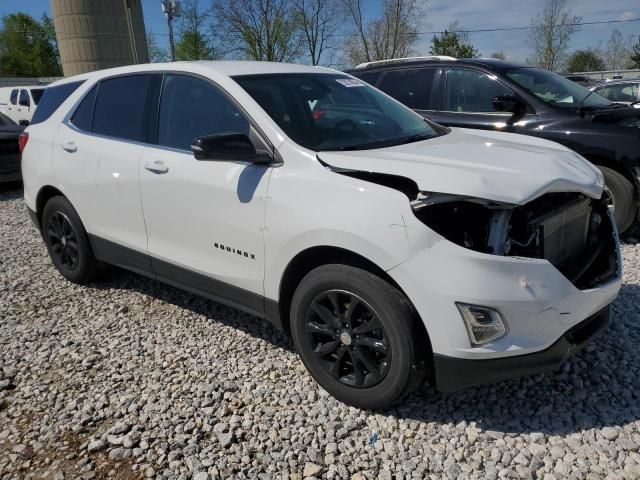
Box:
[492,94,525,113]
[191,132,271,163]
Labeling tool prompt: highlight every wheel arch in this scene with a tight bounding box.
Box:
[35,185,66,228]
[276,245,432,356]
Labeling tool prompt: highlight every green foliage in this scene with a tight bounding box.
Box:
[429,30,479,58]
[0,13,61,77]
[147,33,169,62]
[566,49,605,73]
[175,31,215,60]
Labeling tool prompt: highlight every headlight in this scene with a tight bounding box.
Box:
[456,303,507,345]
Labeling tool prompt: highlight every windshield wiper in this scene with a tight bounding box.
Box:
[329,133,432,151]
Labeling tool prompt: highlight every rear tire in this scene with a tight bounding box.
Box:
[599,166,636,234]
[42,196,99,284]
[290,264,426,409]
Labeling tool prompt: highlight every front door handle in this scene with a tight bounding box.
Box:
[61,141,77,153]
[144,161,169,174]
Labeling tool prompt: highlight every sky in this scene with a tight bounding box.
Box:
[1,0,638,64]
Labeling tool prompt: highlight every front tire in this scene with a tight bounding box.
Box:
[290,264,426,409]
[600,166,636,234]
[42,196,99,284]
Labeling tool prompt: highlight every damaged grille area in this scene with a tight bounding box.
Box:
[413,192,618,290]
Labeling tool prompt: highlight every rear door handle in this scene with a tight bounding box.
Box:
[61,141,77,153]
[144,161,169,174]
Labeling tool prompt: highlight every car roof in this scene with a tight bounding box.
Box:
[48,61,339,87]
[346,57,529,73]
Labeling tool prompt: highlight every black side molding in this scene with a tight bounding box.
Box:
[87,234,284,329]
[433,305,611,392]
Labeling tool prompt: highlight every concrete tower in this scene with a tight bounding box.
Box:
[51,0,150,77]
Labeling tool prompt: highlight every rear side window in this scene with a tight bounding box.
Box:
[378,68,435,110]
[30,88,45,105]
[10,89,18,105]
[31,81,84,125]
[92,75,154,142]
[70,85,98,132]
[19,89,30,107]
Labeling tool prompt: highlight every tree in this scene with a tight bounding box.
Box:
[216,0,301,62]
[430,23,479,58]
[0,13,61,77]
[147,33,169,63]
[341,0,424,66]
[631,35,640,69]
[490,51,506,60]
[605,30,634,70]
[293,0,342,65]
[566,49,605,73]
[528,0,581,71]
[175,0,216,60]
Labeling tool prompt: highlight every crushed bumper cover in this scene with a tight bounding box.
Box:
[433,305,611,392]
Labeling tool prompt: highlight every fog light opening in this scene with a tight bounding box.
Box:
[456,303,507,346]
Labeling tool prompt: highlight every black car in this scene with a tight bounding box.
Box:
[348,57,640,234]
[0,112,25,183]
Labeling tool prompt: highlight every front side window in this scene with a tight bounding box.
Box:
[92,75,154,142]
[234,73,440,151]
[444,68,513,113]
[10,89,18,105]
[31,81,84,125]
[378,68,435,110]
[19,89,30,107]
[594,83,639,103]
[506,67,610,109]
[157,74,250,151]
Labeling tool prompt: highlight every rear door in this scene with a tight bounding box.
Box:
[5,89,19,122]
[16,89,31,123]
[376,67,439,121]
[52,74,159,268]
[434,67,539,133]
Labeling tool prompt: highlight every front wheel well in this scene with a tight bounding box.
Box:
[35,185,65,228]
[277,246,430,343]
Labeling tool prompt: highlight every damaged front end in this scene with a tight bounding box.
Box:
[411,191,619,290]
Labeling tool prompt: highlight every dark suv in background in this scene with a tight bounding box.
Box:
[348,57,640,235]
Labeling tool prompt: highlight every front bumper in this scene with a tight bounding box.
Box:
[433,305,611,392]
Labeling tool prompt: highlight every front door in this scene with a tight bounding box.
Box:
[434,67,540,134]
[139,73,271,314]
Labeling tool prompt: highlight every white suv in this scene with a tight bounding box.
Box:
[22,62,621,408]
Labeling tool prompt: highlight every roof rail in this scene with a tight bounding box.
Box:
[354,56,457,69]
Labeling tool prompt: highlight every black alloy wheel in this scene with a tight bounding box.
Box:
[290,264,426,409]
[47,211,80,270]
[42,195,99,284]
[305,289,391,388]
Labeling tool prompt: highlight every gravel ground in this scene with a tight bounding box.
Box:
[1,183,640,480]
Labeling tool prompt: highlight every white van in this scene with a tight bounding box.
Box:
[0,86,46,124]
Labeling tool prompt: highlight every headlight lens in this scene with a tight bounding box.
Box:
[456,303,507,346]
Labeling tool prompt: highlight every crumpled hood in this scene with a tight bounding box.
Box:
[318,128,604,205]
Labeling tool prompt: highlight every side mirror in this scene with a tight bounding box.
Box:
[492,95,526,114]
[191,132,271,164]
[19,120,30,126]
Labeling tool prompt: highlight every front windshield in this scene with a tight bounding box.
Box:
[505,68,611,109]
[234,73,441,151]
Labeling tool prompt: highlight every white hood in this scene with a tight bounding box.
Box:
[318,128,604,205]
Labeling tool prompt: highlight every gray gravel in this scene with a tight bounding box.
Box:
[1,184,640,480]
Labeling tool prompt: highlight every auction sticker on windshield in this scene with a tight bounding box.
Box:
[336,78,365,87]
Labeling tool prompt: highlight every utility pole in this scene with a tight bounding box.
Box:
[161,0,181,61]
[124,0,139,64]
